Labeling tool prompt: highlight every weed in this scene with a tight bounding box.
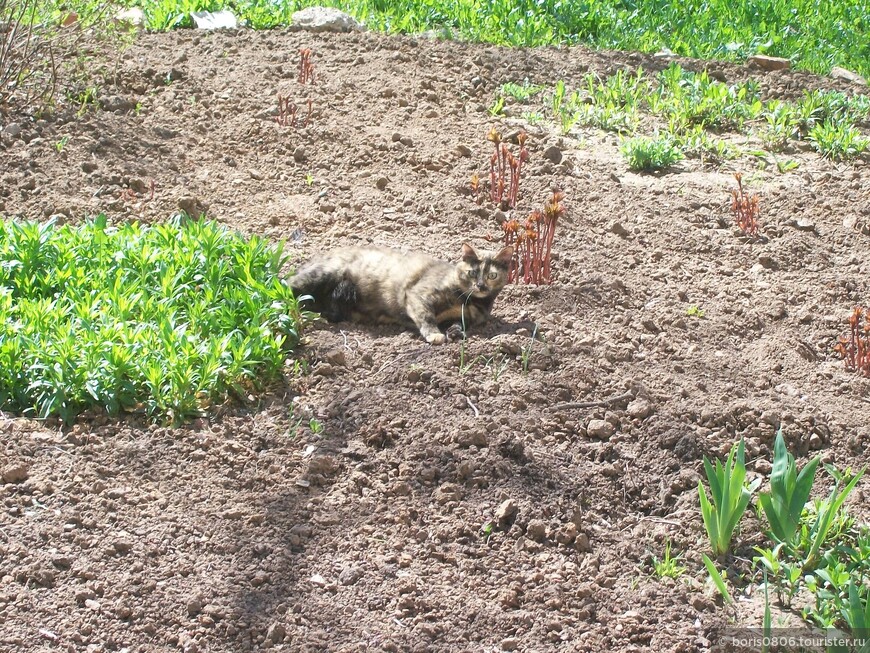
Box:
[521,324,539,373]
[730,173,760,237]
[619,134,683,171]
[54,135,70,153]
[500,81,543,102]
[686,305,705,318]
[834,307,870,376]
[305,173,314,187]
[309,418,323,434]
[699,439,758,557]
[488,96,505,116]
[807,120,869,161]
[651,540,686,580]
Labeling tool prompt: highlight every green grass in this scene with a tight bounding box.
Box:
[0,216,307,423]
[118,0,870,79]
[619,133,684,171]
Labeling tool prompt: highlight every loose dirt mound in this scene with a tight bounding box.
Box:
[2,27,870,653]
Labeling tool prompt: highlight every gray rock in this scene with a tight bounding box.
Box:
[586,419,615,441]
[495,499,517,524]
[608,221,630,238]
[542,145,563,164]
[3,122,22,137]
[526,519,547,542]
[293,146,307,163]
[746,55,790,71]
[291,7,363,33]
[191,10,238,29]
[830,67,866,85]
[266,623,286,644]
[338,566,362,586]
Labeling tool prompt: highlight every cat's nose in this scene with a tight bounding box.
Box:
[476,282,487,291]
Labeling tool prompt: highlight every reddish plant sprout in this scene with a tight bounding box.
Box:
[470,174,482,203]
[502,190,565,284]
[486,128,528,208]
[298,48,316,84]
[730,172,760,237]
[304,98,313,127]
[834,306,870,376]
[276,95,298,127]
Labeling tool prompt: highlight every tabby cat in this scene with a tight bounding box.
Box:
[289,243,513,344]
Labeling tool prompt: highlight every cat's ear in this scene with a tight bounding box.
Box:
[494,246,514,267]
[461,243,480,262]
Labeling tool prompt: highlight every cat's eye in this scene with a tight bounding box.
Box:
[487,271,499,279]
[467,270,476,277]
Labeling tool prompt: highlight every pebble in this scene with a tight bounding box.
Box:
[501,638,520,651]
[586,419,615,441]
[542,145,563,164]
[495,499,518,524]
[608,221,630,238]
[1,463,28,483]
[526,519,547,542]
[627,399,653,420]
[338,566,363,586]
[747,55,790,71]
[376,176,389,190]
[293,146,306,162]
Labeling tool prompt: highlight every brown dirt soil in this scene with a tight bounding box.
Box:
[2,26,870,653]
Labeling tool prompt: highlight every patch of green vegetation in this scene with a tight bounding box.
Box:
[118,0,870,79]
[651,540,686,580]
[0,216,308,423]
[619,133,684,171]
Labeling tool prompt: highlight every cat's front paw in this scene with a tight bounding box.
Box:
[425,333,446,345]
[446,324,465,342]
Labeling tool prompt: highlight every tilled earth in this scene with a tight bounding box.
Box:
[2,24,870,653]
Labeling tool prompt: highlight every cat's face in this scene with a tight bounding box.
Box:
[458,244,514,297]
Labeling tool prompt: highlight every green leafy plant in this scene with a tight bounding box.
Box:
[699,439,758,557]
[488,95,505,116]
[686,305,705,318]
[758,429,820,546]
[807,120,869,161]
[804,466,866,569]
[651,540,686,580]
[702,553,733,604]
[500,81,543,102]
[620,133,684,171]
[0,216,308,423]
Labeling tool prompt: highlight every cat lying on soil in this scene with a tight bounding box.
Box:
[289,243,513,344]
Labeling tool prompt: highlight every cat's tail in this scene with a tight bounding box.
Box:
[289,262,357,323]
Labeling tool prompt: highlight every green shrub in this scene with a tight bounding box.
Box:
[0,216,307,423]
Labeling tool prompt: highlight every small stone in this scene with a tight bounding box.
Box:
[747,55,791,71]
[542,145,563,164]
[3,123,22,137]
[495,499,518,525]
[310,574,327,587]
[85,599,102,611]
[2,464,28,483]
[555,522,578,545]
[608,221,630,238]
[187,598,203,616]
[586,419,615,441]
[456,144,472,157]
[526,519,547,542]
[266,623,286,644]
[293,146,306,163]
[793,218,815,232]
[248,169,263,180]
[754,459,772,474]
[338,566,362,586]
[323,349,346,366]
[627,399,653,420]
[574,532,592,552]
[81,161,98,173]
[501,637,520,651]
[758,254,778,269]
[830,67,866,85]
[808,433,823,450]
[376,176,389,190]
